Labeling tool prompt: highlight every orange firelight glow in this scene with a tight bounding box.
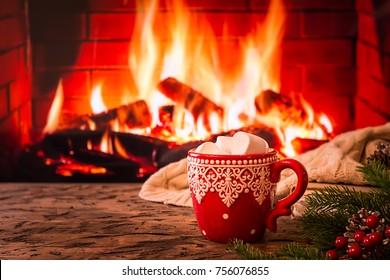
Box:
[44,0,333,157]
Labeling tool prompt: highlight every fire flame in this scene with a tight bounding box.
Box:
[43,79,64,135]
[44,0,333,157]
[126,0,290,139]
[90,83,107,114]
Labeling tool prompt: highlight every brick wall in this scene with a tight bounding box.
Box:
[0,0,31,180]
[355,0,390,128]
[4,0,390,180]
[29,0,358,136]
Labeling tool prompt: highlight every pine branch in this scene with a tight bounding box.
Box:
[228,239,279,260]
[301,186,390,249]
[276,243,325,260]
[300,210,347,249]
[357,159,390,190]
[228,240,325,260]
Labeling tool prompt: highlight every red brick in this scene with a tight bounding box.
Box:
[356,0,390,53]
[89,13,135,40]
[354,98,389,128]
[203,11,299,38]
[82,42,130,68]
[357,41,389,83]
[0,16,26,51]
[160,0,249,11]
[33,71,90,99]
[0,86,9,119]
[357,71,390,116]
[287,0,355,10]
[0,0,23,17]
[34,41,131,69]
[0,111,21,179]
[127,12,260,40]
[250,0,354,11]
[384,53,390,84]
[303,66,356,93]
[355,0,374,13]
[92,70,136,101]
[358,13,378,46]
[0,110,20,144]
[30,13,86,42]
[282,39,354,65]
[87,0,248,12]
[184,0,248,11]
[0,50,19,86]
[304,93,354,134]
[280,65,303,93]
[203,12,262,37]
[380,19,390,53]
[62,99,92,115]
[62,71,91,98]
[302,12,357,38]
[32,99,52,129]
[9,74,31,111]
[86,0,138,11]
[29,0,88,13]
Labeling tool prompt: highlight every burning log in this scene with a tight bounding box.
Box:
[15,129,170,182]
[254,89,306,124]
[254,89,333,140]
[157,77,224,131]
[57,100,152,131]
[95,100,151,128]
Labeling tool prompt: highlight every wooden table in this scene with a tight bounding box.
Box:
[0,183,308,260]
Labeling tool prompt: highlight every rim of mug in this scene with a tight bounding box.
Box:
[187,148,277,160]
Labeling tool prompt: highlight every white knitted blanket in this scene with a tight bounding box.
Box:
[139,123,390,207]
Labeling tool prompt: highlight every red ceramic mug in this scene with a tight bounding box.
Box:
[187,148,308,243]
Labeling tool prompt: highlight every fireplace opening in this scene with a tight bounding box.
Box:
[0,0,389,182]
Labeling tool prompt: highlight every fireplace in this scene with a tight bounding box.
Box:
[0,0,389,181]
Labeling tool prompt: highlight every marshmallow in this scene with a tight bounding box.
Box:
[215,136,232,154]
[195,142,229,154]
[230,131,269,155]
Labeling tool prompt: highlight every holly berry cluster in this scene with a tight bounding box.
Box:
[326,209,390,260]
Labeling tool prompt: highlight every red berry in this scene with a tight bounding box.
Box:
[335,236,348,249]
[348,244,363,259]
[366,215,380,229]
[326,250,339,260]
[385,226,390,239]
[354,231,366,243]
[362,236,373,248]
[368,232,383,246]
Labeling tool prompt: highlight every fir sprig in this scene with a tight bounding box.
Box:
[301,186,390,249]
[357,159,390,190]
[229,240,325,260]
[228,239,279,260]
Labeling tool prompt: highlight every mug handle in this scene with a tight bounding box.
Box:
[265,158,308,232]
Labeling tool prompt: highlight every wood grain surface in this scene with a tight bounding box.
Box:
[0,183,308,260]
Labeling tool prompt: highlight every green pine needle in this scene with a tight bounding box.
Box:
[301,186,390,251]
[228,239,325,260]
[228,239,279,260]
[357,159,390,190]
